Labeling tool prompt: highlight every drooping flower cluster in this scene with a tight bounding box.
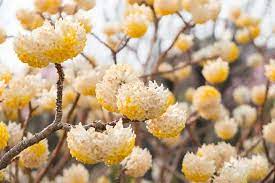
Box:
[202,58,229,84]
[96,64,170,120]
[233,104,257,128]
[263,119,275,144]
[193,85,223,120]
[146,103,187,138]
[123,3,152,38]
[55,164,89,183]
[19,137,49,168]
[214,117,238,140]
[16,9,45,30]
[0,122,9,151]
[154,0,180,16]
[34,0,61,14]
[182,0,221,24]
[265,59,275,82]
[182,152,216,182]
[14,18,87,68]
[121,146,152,177]
[233,86,250,105]
[67,120,136,165]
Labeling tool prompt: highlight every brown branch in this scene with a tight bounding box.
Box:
[260,167,275,183]
[22,102,38,136]
[35,93,80,182]
[80,53,96,67]
[0,64,65,170]
[152,21,195,73]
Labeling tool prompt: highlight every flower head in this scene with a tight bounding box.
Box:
[74,0,96,10]
[123,14,148,38]
[182,152,216,182]
[96,64,140,112]
[146,103,187,138]
[154,0,180,16]
[175,34,193,52]
[202,58,229,84]
[57,164,89,183]
[263,120,275,144]
[0,122,9,150]
[265,59,275,82]
[121,147,152,177]
[7,122,23,147]
[214,118,238,140]
[233,86,250,105]
[19,138,49,168]
[251,85,266,106]
[117,81,170,120]
[0,27,6,44]
[233,104,257,128]
[246,155,269,181]
[14,19,86,68]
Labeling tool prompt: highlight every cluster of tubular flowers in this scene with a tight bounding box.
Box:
[214,117,238,140]
[146,103,187,138]
[67,120,136,165]
[0,122,9,151]
[73,66,104,96]
[19,137,49,168]
[34,0,61,14]
[71,10,92,33]
[251,85,266,106]
[192,40,239,64]
[213,158,249,183]
[35,86,56,111]
[246,52,263,68]
[0,64,12,84]
[265,59,275,82]
[96,64,140,112]
[1,76,39,109]
[154,0,180,16]
[7,122,23,147]
[233,104,257,128]
[193,85,223,121]
[232,11,260,44]
[121,147,152,177]
[215,41,240,63]
[175,34,193,52]
[14,18,87,68]
[213,155,268,183]
[263,120,275,144]
[74,0,96,10]
[233,86,250,105]
[182,152,216,182]
[182,0,221,24]
[16,9,44,30]
[197,142,236,170]
[117,80,170,121]
[0,27,6,44]
[202,58,229,84]
[246,155,269,181]
[55,164,89,183]
[123,3,152,38]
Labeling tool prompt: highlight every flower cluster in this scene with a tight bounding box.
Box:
[67,120,136,165]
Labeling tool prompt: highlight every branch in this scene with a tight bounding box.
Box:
[0,64,65,170]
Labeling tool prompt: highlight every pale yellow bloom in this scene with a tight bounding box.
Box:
[202,58,229,84]
[123,14,148,38]
[185,87,195,103]
[7,122,23,147]
[19,138,49,168]
[233,104,257,128]
[125,3,153,22]
[34,0,61,14]
[63,3,78,15]
[247,155,269,181]
[265,59,275,82]
[74,0,96,10]
[16,9,44,30]
[235,29,251,44]
[146,103,187,138]
[246,53,263,68]
[14,19,86,68]
[217,41,240,63]
[263,120,275,144]
[233,86,250,105]
[251,85,266,106]
[214,118,238,140]
[182,152,216,182]
[0,27,6,44]
[96,64,140,112]
[154,0,180,16]
[175,34,193,52]
[57,164,89,183]
[0,122,9,151]
[121,147,152,177]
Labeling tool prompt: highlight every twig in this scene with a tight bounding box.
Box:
[22,102,38,136]
[35,93,81,182]
[0,64,65,170]
[80,53,96,67]
[260,167,275,183]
